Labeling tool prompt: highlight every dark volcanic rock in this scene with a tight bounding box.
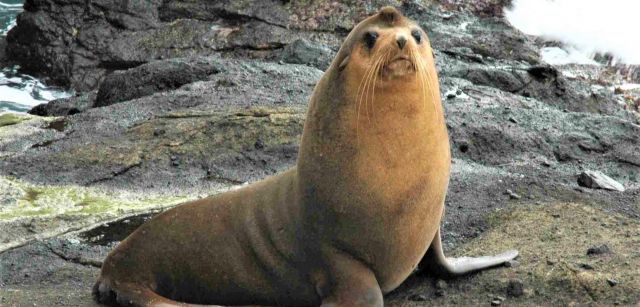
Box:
[4,57,322,191]
[6,0,163,90]
[0,39,7,66]
[279,39,335,70]
[5,0,391,91]
[587,244,612,256]
[96,57,224,107]
[29,92,97,117]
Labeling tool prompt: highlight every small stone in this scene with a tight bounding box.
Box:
[504,260,519,268]
[607,278,619,287]
[435,279,448,290]
[577,170,625,192]
[547,259,557,265]
[508,117,518,123]
[540,159,553,167]
[505,189,522,200]
[587,244,612,256]
[491,299,502,306]
[408,293,428,301]
[441,12,454,19]
[507,279,524,297]
[254,139,265,150]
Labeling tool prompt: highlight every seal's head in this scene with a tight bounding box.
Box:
[337,6,434,82]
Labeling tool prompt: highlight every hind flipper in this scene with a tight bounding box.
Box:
[419,227,518,278]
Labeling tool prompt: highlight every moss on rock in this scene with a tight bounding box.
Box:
[0,112,32,127]
[0,176,199,252]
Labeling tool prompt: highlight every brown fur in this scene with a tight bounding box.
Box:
[94,7,502,307]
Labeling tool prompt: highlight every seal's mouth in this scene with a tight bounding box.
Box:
[381,55,416,78]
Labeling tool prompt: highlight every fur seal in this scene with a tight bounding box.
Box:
[94,6,518,307]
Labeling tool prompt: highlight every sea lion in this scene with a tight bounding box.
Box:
[94,6,518,307]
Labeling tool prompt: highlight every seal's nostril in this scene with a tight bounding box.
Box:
[397,37,407,49]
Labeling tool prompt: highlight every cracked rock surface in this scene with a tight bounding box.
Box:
[1,0,640,306]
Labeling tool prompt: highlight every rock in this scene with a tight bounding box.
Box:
[29,92,98,116]
[578,171,626,192]
[505,189,521,200]
[5,0,365,90]
[506,279,524,297]
[95,57,224,107]
[587,244,612,256]
[279,39,335,71]
[6,0,163,90]
[436,279,448,290]
[491,299,502,306]
[408,293,428,301]
[607,278,619,287]
[0,113,32,127]
[0,39,6,66]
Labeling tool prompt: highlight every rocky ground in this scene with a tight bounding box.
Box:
[1,0,639,306]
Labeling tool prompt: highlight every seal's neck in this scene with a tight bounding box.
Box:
[297,71,450,206]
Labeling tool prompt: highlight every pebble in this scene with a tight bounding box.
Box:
[491,299,502,306]
[408,293,428,301]
[505,189,522,200]
[587,244,612,256]
[435,279,448,290]
[577,170,625,192]
[507,279,524,297]
[607,278,619,287]
[505,260,519,268]
[540,159,553,167]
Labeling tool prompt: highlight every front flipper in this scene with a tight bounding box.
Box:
[419,228,518,279]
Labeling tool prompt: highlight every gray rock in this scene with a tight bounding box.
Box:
[505,189,522,200]
[506,279,524,297]
[578,171,626,192]
[29,92,97,116]
[408,293,428,301]
[587,244,612,256]
[279,39,335,71]
[436,279,448,290]
[96,57,224,107]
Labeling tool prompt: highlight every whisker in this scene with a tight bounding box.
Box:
[364,51,386,122]
[356,56,376,143]
[369,49,390,117]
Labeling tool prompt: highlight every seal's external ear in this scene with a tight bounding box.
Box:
[338,55,350,70]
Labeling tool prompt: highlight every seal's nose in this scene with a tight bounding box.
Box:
[397,36,407,49]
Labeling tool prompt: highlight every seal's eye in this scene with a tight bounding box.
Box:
[411,29,422,44]
[364,32,378,49]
